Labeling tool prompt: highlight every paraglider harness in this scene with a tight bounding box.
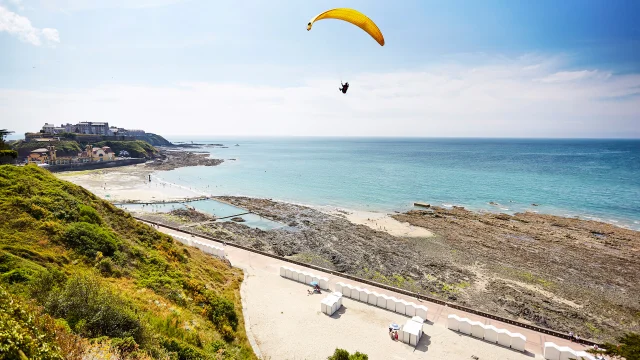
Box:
[339,82,349,94]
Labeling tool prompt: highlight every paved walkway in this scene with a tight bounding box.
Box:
[147,222,593,359]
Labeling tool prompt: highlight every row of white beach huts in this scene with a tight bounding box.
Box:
[171,234,226,258]
[280,265,428,348]
[447,314,526,352]
[279,266,330,290]
[333,281,429,319]
[543,342,598,360]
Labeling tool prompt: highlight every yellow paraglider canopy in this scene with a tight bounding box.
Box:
[307,8,385,46]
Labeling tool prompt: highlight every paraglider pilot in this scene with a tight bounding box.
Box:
[339,81,349,94]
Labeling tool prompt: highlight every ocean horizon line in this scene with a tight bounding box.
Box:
[165,135,640,141]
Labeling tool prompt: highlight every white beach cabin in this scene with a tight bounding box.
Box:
[458,318,472,335]
[289,268,299,280]
[305,273,313,284]
[496,329,512,347]
[297,271,307,283]
[377,294,389,308]
[483,325,499,343]
[360,289,372,302]
[558,347,578,360]
[320,297,329,315]
[415,305,428,320]
[401,317,424,347]
[405,302,417,317]
[368,291,379,305]
[395,299,409,315]
[447,314,460,331]
[321,294,342,316]
[509,333,526,352]
[310,274,319,285]
[575,351,596,360]
[470,321,485,339]
[279,266,287,277]
[318,276,329,290]
[543,342,561,360]
[334,282,345,294]
[331,292,343,307]
[342,284,354,298]
[351,287,363,300]
[386,297,397,312]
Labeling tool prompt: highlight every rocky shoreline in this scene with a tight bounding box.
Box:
[133,196,639,343]
[146,147,224,171]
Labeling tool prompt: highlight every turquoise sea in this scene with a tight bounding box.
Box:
[158,137,640,230]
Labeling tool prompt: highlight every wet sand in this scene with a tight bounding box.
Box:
[323,208,435,238]
[56,166,205,202]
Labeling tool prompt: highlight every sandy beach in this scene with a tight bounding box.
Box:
[240,263,538,360]
[323,208,434,238]
[56,166,206,202]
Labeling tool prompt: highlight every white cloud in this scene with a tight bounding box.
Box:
[537,70,603,83]
[1,57,639,138]
[38,0,185,12]
[41,27,59,42]
[0,5,59,46]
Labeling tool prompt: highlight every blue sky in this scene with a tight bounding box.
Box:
[1,0,639,137]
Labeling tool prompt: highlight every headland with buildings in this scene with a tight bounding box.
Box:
[11,121,173,168]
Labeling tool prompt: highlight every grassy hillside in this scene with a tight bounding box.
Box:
[0,165,255,359]
[136,133,174,147]
[11,140,82,158]
[93,140,158,159]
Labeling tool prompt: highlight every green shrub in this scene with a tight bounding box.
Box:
[11,140,81,157]
[0,150,17,164]
[161,337,211,360]
[589,332,640,360]
[29,269,67,303]
[205,294,239,337]
[96,257,117,276]
[327,348,369,360]
[349,352,369,360]
[92,140,157,159]
[0,286,64,360]
[110,336,139,355]
[78,204,102,225]
[44,273,145,343]
[60,222,120,257]
[328,348,350,360]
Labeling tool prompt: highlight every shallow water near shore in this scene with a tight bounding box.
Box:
[116,199,287,230]
[161,137,640,230]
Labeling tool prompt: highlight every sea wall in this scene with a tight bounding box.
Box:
[46,158,146,172]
